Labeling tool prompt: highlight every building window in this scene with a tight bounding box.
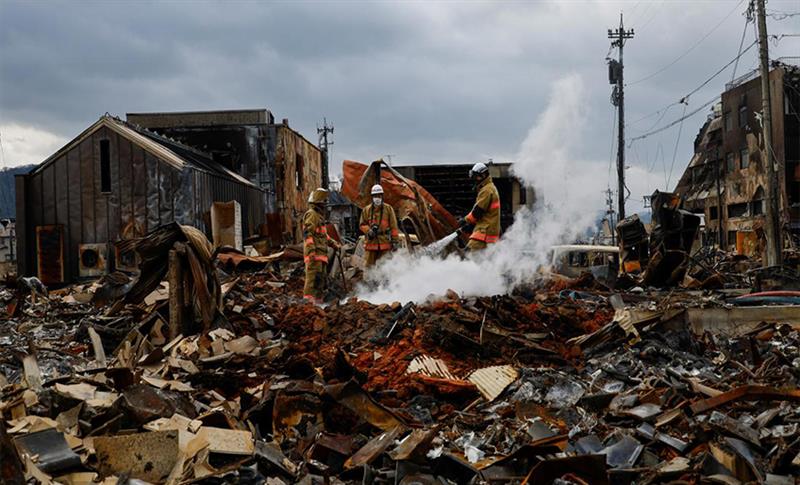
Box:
[709,206,718,220]
[724,111,732,131]
[727,202,748,218]
[752,186,764,215]
[740,146,749,169]
[738,105,747,128]
[100,139,111,193]
[295,154,304,190]
[728,230,737,248]
[519,185,527,205]
[726,152,735,172]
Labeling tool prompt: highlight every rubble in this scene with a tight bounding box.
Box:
[2,224,800,484]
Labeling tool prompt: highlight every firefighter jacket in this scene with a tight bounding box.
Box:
[303,205,334,264]
[359,203,400,251]
[465,177,501,243]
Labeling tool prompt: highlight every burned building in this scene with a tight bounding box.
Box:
[15,115,266,284]
[393,162,533,233]
[327,190,360,242]
[125,109,323,245]
[675,62,800,256]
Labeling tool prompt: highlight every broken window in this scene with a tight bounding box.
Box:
[709,206,718,220]
[738,105,747,128]
[295,154,304,190]
[740,146,749,169]
[727,202,748,218]
[726,152,735,172]
[752,186,764,215]
[724,111,732,131]
[100,139,111,193]
[727,230,737,248]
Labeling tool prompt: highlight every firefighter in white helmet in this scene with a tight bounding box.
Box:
[458,162,501,251]
[303,188,340,303]
[359,184,400,267]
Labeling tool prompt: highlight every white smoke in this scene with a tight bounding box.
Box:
[356,74,605,304]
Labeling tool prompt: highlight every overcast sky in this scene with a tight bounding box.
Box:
[1,0,797,213]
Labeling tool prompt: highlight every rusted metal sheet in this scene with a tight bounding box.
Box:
[690,385,800,415]
[325,380,406,432]
[344,426,403,470]
[36,225,64,285]
[341,159,457,244]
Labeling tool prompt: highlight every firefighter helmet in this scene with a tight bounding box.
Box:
[469,162,489,179]
[370,184,384,196]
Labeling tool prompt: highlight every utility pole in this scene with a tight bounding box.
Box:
[317,118,334,189]
[755,0,782,266]
[604,187,616,245]
[608,13,634,221]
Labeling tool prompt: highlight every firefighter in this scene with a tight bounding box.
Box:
[303,188,340,303]
[359,184,400,267]
[458,162,501,251]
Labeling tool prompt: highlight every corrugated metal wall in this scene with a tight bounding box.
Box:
[20,125,265,283]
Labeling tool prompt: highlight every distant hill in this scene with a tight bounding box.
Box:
[0,164,35,219]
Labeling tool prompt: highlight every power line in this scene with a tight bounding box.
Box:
[628,0,746,86]
[731,6,753,82]
[630,94,719,143]
[766,10,800,20]
[629,40,757,141]
[666,102,689,190]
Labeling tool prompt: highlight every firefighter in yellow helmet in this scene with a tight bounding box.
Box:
[458,162,501,251]
[303,188,340,303]
[359,184,400,267]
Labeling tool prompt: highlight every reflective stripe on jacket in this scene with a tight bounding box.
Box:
[466,177,501,244]
[303,206,332,264]
[359,202,400,251]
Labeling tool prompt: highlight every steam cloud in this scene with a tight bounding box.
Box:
[356,74,605,304]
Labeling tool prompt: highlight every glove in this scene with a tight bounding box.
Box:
[368,224,379,240]
[457,217,469,229]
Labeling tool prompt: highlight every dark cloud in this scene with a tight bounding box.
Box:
[1,0,797,213]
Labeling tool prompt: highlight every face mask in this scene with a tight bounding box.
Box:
[373,197,383,206]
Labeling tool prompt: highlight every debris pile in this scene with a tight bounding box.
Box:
[2,229,800,484]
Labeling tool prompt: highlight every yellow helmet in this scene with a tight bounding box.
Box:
[308,188,329,204]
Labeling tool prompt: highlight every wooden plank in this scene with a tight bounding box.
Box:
[67,147,82,281]
[145,152,159,232]
[79,138,95,242]
[118,135,134,238]
[158,162,173,225]
[167,247,183,341]
[54,157,70,280]
[131,144,147,238]
[107,131,121,243]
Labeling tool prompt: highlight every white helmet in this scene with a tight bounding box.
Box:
[370,184,384,196]
[469,162,489,178]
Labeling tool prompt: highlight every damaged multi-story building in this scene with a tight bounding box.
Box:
[675,61,800,256]
[16,109,323,284]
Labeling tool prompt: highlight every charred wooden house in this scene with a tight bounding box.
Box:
[15,115,267,284]
[125,109,322,245]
